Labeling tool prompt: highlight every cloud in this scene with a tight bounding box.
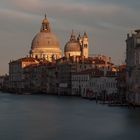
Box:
[0,0,140,74]
[0,0,139,31]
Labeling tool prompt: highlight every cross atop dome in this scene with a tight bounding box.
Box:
[45,13,47,19]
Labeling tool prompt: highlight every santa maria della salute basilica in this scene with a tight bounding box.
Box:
[30,14,89,61]
[7,14,116,95]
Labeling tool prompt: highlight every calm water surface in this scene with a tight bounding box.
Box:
[0,92,140,140]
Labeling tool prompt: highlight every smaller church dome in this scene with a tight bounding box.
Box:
[65,41,81,52]
[64,31,81,52]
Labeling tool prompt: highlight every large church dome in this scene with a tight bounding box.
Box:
[31,32,60,49]
[30,14,62,61]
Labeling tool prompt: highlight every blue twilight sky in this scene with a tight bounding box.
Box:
[0,0,140,74]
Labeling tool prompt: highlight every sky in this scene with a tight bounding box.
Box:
[0,0,140,74]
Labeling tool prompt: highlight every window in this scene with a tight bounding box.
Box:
[137,38,140,44]
[139,52,140,64]
[35,55,38,59]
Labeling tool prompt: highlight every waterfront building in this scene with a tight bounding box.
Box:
[9,57,39,92]
[57,61,74,95]
[0,75,9,90]
[0,76,5,89]
[117,65,127,103]
[56,55,114,96]
[126,30,140,105]
[72,68,118,98]
[23,62,57,94]
[72,70,90,96]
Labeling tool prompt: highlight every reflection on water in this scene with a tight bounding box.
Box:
[0,92,140,140]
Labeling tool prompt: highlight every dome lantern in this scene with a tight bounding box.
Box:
[70,30,76,42]
[40,14,51,32]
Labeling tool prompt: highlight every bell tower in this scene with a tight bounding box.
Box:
[81,32,89,58]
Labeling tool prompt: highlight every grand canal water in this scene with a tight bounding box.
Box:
[0,92,140,140]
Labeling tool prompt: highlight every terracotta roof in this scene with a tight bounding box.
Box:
[10,57,39,64]
[19,57,39,62]
[24,64,39,69]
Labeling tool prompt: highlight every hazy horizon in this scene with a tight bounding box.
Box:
[0,0,140,75]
